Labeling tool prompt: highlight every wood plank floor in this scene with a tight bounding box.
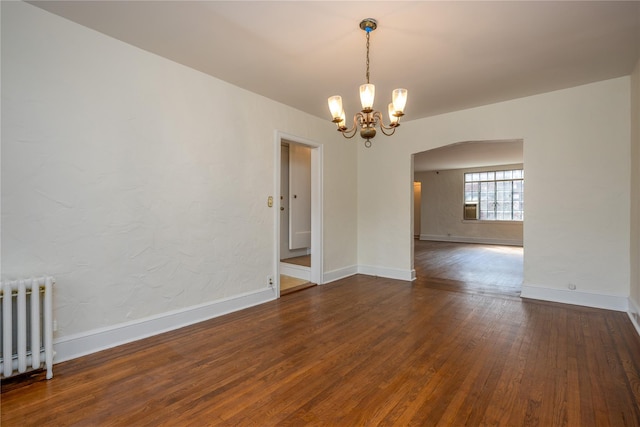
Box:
[3,259,640,425]
[281,255,311,268]
[280,275,314,296]
[415,240,523,298]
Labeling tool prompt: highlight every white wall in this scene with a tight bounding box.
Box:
[359,77,631,309]
[415,164,524,246]
[630,58,640,329]
[1,2,357,360]
[413,182,421,238]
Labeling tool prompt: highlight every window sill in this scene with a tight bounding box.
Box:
[461,220,523,225]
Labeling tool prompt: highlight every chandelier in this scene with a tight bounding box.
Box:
[328,18,408,148]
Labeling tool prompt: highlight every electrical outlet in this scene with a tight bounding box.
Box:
[268,276,274,287]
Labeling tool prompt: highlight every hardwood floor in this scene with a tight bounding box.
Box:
[280,275,314,296]
[281,255,311,268]
[3,261,640,425]
[415,240,523,298]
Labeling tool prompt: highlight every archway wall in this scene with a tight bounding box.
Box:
[630,59,640,327]
[357,77,631,309]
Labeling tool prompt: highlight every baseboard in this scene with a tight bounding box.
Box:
[324,264,415,283]
[323,265,358,284]
[280,248,309,260]
[280,262,311,281]
[521,285,628,312]
[358,265,416,282]
[53,287,276,364]
[419,234,523,247]
[628,297,640,337]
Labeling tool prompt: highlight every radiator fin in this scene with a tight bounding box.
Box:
[0,276,54,379]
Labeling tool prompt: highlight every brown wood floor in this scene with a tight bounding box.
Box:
[415,240,523,298]
[3,251,640,425]
[281,255,311,268]
[280,275,314,296]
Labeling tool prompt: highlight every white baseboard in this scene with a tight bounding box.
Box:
[420,234,523,246]
[628,297,640,337]
[280,248,309,260]
[279,262,311,281]
[358,265,415,282]
[521,285,628,312]
[53,287,276,364]
[320,264,416,284]
[323,265,358,284]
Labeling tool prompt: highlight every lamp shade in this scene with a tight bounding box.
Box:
[359,84,375,110]
[392,88,408,114]
[388,103,399,124]
[328,96,343,120]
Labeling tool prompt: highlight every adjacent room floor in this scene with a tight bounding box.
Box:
[280,254,314,295]
[280,255,311,267]
[280,275,314,295]
[415,239,523,298]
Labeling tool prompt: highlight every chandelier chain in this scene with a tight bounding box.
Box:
[365,30,370,84]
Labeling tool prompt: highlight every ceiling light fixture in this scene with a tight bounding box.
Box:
[328,18,408,148]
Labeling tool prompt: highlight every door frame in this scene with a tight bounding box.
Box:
[274,131,323,296]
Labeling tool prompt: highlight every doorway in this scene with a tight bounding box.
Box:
[280,142,312,293]
[411,140,524,297]
[274,132,323,296]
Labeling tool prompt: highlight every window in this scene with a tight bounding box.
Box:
[464,169,524,221]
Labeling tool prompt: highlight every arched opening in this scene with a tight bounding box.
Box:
[412,139,524,297]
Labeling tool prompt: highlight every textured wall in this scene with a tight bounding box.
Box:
[1,2,357,339]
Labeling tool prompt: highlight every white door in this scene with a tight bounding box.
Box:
[280,145,291,257]
[289,144,311,250]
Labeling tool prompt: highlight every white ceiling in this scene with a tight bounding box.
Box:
[414,140,523,172]
[27,1,639,170]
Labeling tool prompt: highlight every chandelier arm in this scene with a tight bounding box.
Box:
[378,126,397,137]
[341,128,358,139]
[339,114,361,139]
[372,111,399,136]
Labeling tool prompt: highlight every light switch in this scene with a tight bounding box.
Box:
[267,196,273,207]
